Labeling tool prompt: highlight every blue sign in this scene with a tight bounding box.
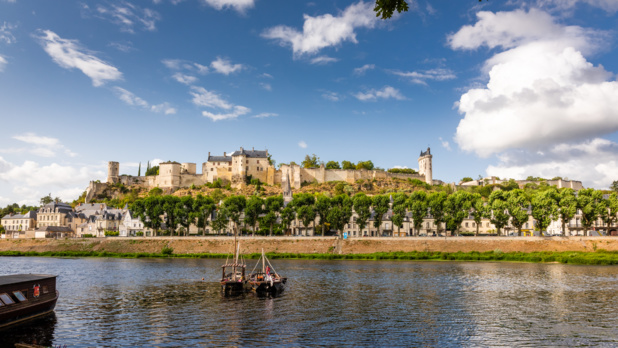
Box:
[343,232,348,239]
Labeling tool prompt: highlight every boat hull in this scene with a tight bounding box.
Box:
[249,278,287,294]
[221,280,250,295]
[0,291,59,329]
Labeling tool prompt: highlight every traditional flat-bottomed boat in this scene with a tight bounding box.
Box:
[0,274,59,329]
[248,250,287,294]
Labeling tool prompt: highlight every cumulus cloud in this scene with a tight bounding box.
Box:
[391,68,456,85]
[172,72,198,85]
[0,22,17,44]
[449,9,618,158]
[487,138,618,189]
[7,133,77,158]
[439,137,452,151]
[354,86,406,101]
[113,87,176,114]
[210,57,244,75]
[88,2,160,33]
[322,91,340,101]
[259,82,272,91]
[353,64,375,75]
[298,141,308,149]
[163,59,209,84]
[310,56,338,65]
[262,1,378,57]
[35,30,123,87]
[201,0,255,12]
[0,156,106,205]
[190,86,250,121]
[253,112,278,118]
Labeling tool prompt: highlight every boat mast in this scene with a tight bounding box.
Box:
[262,248,265,273]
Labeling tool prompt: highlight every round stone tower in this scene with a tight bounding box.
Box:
[107,161,119,184]
[418,148,432,185]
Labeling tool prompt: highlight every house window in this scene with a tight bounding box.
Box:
[465,222,468,227]
[257,160,260,164]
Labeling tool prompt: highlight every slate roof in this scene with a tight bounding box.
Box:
[208,155,232,162]
[1,211,37,220]
[39,202,73,214]
[231,149,268,158]
[420,147,431,157]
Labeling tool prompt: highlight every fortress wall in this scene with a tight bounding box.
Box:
[179,174,205,187]
[300,167,325,184]
[385,173,426,181]
[324,169,356,184]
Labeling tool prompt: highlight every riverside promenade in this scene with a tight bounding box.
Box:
[1,236,617,255]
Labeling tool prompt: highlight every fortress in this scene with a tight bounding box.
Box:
[86,147,437,202]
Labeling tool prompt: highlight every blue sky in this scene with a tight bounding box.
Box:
[1,0,618,205]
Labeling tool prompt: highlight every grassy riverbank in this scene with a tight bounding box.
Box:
[2,249,618,265]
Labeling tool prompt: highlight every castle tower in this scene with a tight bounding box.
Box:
[418,147,432,185]
[107,161,119,184]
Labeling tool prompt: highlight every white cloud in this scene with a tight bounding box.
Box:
[210,57,244,75]
[10,133,77,158]
[310,56,338,65]
[322,91,340,101]
[439,137,452,151]
[13,133,59,147]
[190,86,250,121]
[202,106,250,121]
[0,55,6,72]
[298,141,308,149]
[0,157,106,205]
[260,73,273,79]
[392,68,456,85]
[353,64,375,75]
[259,82,272,91]
[535,0,618,13]
[91,2,160,33]
[113,87,176,114]
[35,30,123,87]
[0,22,17,44]
[450,9,618,157]
[262,1,378,57]
[487,138,618,189]
[172,72,198,85]
[109,41,135,52]
[190,86,233,109]
[354,86,406,101]
[201,0,255,13]
[253,112,278,118]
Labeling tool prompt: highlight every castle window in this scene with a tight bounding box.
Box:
[257,160,260,164]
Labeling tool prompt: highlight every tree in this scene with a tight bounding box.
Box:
[328,194,353,238]
[373,0,409,19]
[244,196,264,237]
[145,165,159,176]
[40,193,53,205]
[556,188,577,236]
[407,191,428,236]
[445,191,473,236]
[461,177,474,183]
[175,196,194,236]
[280,206,295,235]
[297,205,316,236]
[356,160,374,170]
[428,192,447,236]
[577,188,603,236]
[223,195,246,236]
[488,191,511,236]
[599,193,618,235]
[194,195,215,236]
[531,188,558,236]
[162,196,181,236]
[314,194,331,236]
[302,154,322,168]
[342,161,355,170]
[505,189,530,236]
[372,195,390,237]
[611,180,618,192]
[212,206,229,234]
[353,193,372,237]
[138,162,141,176]
[325,161,341,170]
[391,193,408,236]
[263,196,283,236]
[469,193,485,236]
[143,196,164,236]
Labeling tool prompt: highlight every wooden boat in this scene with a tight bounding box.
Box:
[248,250,287,294]
[0,274,59,329]
[220,241,249,294]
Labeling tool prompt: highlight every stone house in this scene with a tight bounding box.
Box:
[1,211,37,238]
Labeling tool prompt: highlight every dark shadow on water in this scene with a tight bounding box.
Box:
[0,312,57,348]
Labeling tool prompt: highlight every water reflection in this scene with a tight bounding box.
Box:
[0,312,57,348]
[1,257,618,347]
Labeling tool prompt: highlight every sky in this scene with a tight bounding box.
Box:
[1,0,618,206]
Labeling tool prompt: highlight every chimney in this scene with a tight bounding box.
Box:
[240,147,243,152]
[252,147,254,151]
[208,152,210,157]
[224,152,226,157]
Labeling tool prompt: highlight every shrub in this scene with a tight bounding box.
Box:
[82,234,94,238]
[104,231,119,237]
[161,246,174,256]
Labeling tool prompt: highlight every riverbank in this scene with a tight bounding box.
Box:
[1,237,618,265]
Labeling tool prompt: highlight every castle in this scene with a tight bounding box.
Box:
[86,147,436,202]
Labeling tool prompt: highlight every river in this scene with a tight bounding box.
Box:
[2,257,618,347]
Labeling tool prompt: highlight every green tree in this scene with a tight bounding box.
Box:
[556,188,577,236]
[531,188,558,236]
[374,0,409,19]
[263,196,283,236]
[175,196,194,236]
[356,160,374,170]
[280,206,295,235]
[445,190,473,236]
[428,192,447,236]
[40,193,53,205]
[488,191,511,236]
[149,187,163,197]
[193,195,215,235]
[162,196,181,236]
[212,206,229,234]
[407,191,428,236]
[342,161,356,170]
[372,195,390,237]
[302,154,322,168]
[505,189,530,236]
[469,193,486,236]
[461,177,473,183]
[391,193,408,236]
[223,195,246,236]
[143,196,163,236]
[314,194,331,236]
[577,188,603,236]
[611,180,618,192]
[325,161,341,170]
[297,205,316,236]
[138,162,141,176]
[145,165,159,176]
[244,196,264,236]
[328,194,353,238]
[353,193,372,237]
[599,193,618,235]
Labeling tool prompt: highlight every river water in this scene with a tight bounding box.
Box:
[1,257,618,347]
